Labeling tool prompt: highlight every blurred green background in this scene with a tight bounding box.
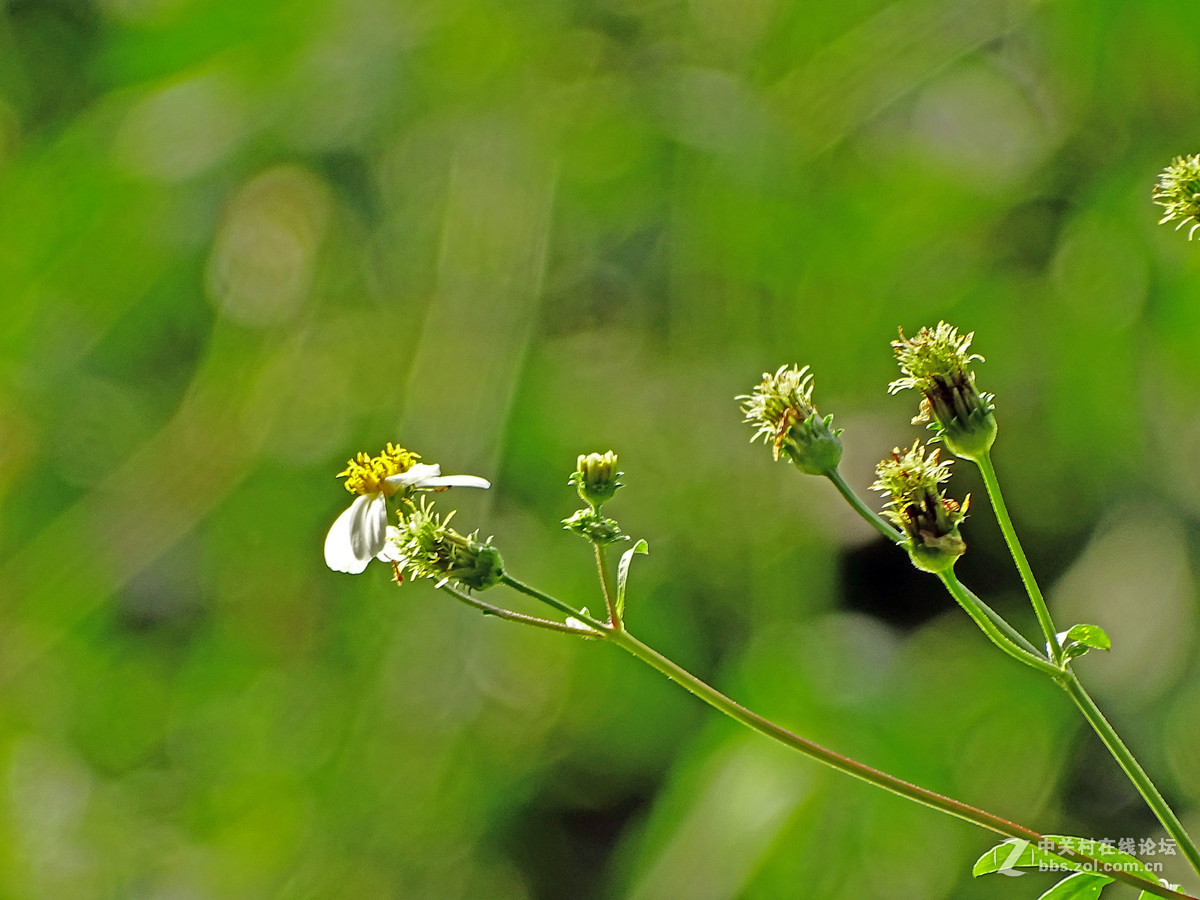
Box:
[2,0,1200,896]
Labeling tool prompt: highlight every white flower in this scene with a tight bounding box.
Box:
[324,457,490,574]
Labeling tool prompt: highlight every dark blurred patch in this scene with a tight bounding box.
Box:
[540,228,667,335]
[4,0,102,129]
[499,774,655,900]
[90,266,213,408]
[113,541,209,644]
[838,535,1036,632]
[317,151,379,224]
[838,538,954,630]
[1061,731,1160,839]
[571,1,643,45]
[991,196,1071,271]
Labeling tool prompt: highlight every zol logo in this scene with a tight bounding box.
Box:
[995,839,1029,877]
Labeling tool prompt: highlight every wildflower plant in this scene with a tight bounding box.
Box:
[317,166,1200,897]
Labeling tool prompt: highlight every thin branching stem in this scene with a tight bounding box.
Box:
[940,571,1060,676]
[438,583,598,636]
[973,450,1062,665]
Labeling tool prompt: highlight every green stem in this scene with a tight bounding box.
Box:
[826,468,1045,663]
[438,583,599,636]
[959,583,1045,660]
[594,542,621,630]
[973,450,1062,664]
[604,627,1194,900]
[972,451,1200,881]
[826,468,901,542]
[500,573,609,632]
[1059,670,1200,880]
[940,571,1060,676]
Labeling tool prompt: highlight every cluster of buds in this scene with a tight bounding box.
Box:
[872,441,968,572]
[1153,153,1200,240]
[889,322,996,460]
[739,365,843,476]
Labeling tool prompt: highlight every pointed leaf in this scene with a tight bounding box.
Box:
[974,835,1158,883]
[1037,872,1113,900]
[616,539,648,618]
[1058,624,1112,661]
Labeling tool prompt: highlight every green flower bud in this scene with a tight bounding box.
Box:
[387,499,504,591]
[1153,153,1200,240]
[889,322,996,460]
[569,451,623,509]
[872,441,969,573]
[562,508,627,544]
[739,365,844,475]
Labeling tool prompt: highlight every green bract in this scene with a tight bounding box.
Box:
[889,322,997,460]
[739,365,844,475]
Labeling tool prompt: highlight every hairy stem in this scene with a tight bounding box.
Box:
[973,450,1061,664]
[940,571,1060,676]
[826,468,901,542]
[604,626,1194,899]
[1059,671,1200,880]
[594,542,621,629]
[439,583,599,636]
[500,573,608,631]
[827,470,1044,662]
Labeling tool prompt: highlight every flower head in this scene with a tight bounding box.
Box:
[324,444,490,574]
[1153,153,1200,240]
[739,365,843,475]
[570,451,623,508]
[386,498,504,591]
[889,323,996,460]
[872,441,969,572]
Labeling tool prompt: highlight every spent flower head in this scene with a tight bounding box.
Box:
[324,443,490,574]
[889,323,996,460]
[570,452,623,509]
[739,365,843,475]
[872,441,968,573]
[563,507,627,544]
[387,498,504,591]
[1153,153,1200,240]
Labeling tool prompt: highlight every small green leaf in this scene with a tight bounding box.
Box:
[1037,872,1113,900]
[615,539,648,618]
[1057,624,1112,661]
[973,835,1158,883]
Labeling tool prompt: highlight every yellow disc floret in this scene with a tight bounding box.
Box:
[336,443,420,495]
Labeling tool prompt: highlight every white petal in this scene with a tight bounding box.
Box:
[417,474,490,490]
[325,496,373,574]
[376,526,404,562]
[349,493,388,561]
[385,463,442,488]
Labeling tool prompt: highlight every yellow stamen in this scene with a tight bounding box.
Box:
[336,443,420,495]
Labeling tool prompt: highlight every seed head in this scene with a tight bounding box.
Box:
[389,499,504,591]
[872,441,969,573]
[889,323,996,460]
[739,365,843,475]
[1153,154,1200,240]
